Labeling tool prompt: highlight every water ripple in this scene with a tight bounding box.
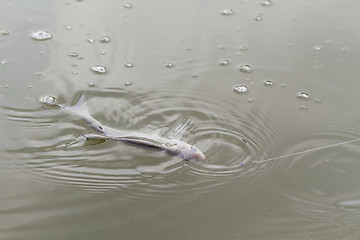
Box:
[269,128,360,226]
[4,87,284,200]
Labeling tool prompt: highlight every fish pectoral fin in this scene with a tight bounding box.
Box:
[83,138,106,146]
[82,133,108,146]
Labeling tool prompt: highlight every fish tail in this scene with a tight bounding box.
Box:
[66,95,105,134]
[66,94,88,113]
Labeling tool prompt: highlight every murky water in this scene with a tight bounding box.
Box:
[1,0,360,239]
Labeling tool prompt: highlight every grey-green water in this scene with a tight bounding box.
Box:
[1,0,360,239]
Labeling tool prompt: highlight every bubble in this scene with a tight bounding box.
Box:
[300,105,308,110]
[69,52,79,57]
[87,38,95,43]
[0,29,10,35]
[314,98,322,103]
[31,30,52,41]
[261,0,273,6]
[165,63,174,68]
[341,47,351,53]
[88,83,95,87]
[39,95,57,106]
[99,35,110,43]
[125,82,132,86]
[254,13,263,21]
[124,62,134,68]
[1,60,8,65]
[192,73,199,78]
[218,59,230,66]
[297,92,311,100]
[248,98,255,103]
[221,9,233,15]
[239,64,252,73]
[123,2,133,8]
[91,65,107,74]
[264,80,274,86]
[233,84,248,94]
[64,26,72,30]
[281,83,287,87]
[35,72,44,77]
[313,45,323,52]
[239,46,248,51]
[100,51,107,55]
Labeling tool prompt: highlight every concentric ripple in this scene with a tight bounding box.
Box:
[269,127,360,227]
[4,86,284,199]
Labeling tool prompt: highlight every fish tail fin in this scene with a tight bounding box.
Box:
[66,94,88,113]
[66,95,105,134]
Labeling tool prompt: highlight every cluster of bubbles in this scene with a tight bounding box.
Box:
[27,27,138,85]
[26,25,323,110]
[233,63,322,108]
[91,65,107,74]
[0,30,10,88]
[25,0,278,86]
[7,1,328,112]
[234,81,321,108]
[221,0,273,21]
[39,95,57,106]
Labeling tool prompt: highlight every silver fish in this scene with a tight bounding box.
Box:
[54,95,205,161]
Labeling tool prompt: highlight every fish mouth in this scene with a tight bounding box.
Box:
[198,152,206,160]
[191,151,206,161]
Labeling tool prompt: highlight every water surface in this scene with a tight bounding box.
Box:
[1,0,360,239]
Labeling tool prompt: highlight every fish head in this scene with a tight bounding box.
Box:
[169,140,206,161]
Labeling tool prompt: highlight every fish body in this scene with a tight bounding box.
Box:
[56,95,205,160]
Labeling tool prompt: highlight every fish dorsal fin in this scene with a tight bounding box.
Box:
[168,116,191,140]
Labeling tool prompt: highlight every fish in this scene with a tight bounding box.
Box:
[53,95,206,161]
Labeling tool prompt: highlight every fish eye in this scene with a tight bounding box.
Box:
[190,147,197,152]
